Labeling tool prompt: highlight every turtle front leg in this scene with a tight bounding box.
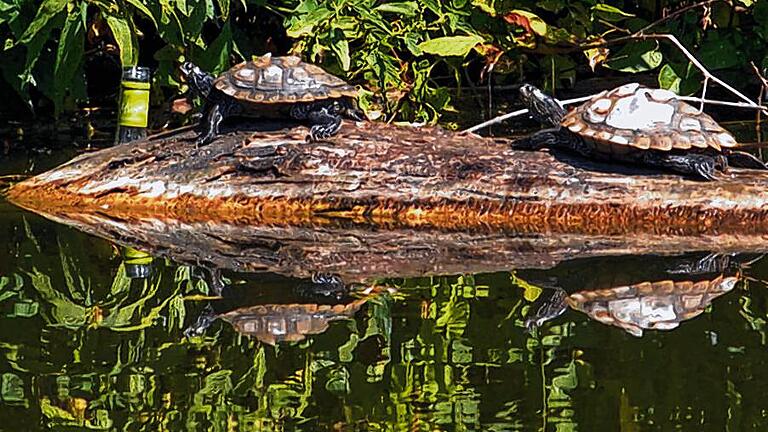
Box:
[513,129,596,158]
[306,104,343,142]
[511,128,559,150]
[195,100,242,146]
[196,102,225,146]
[339,98,366,122]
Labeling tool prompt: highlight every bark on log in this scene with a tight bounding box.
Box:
[5,121,768,263]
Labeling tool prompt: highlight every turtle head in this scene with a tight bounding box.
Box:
[519,84,566,127]
[180,62,215,99]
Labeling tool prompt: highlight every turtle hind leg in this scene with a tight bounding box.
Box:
[641,152,719,180]
[725,150,767,170]
[306,105,343,142]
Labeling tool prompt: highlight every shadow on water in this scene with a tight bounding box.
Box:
[3,180,768,431]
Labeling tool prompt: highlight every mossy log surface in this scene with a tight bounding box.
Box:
[6,120,768,279]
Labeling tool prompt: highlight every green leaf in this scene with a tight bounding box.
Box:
[374,2,418,16]
[286,7,333,38]
[124,0,158,27]
[105,14,138,65]
[330,28,350,71]
[417,35,484,57]
[196,21,232,74]
[506,10,547,36]
[0,0,20,26]
[658,64,680,93]
[657,62,700,95]
[53,3,86,115]
[216,0,230,20]
[18,0,67,43]
[604,40,662,72]
[592,3,634,22]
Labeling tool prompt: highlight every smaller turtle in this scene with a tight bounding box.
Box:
[180,54,365,145]
[516,83,767,180]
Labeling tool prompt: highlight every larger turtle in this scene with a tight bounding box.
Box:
[516,83,767,180]
[525,253,756,336]
[180,54,365,145]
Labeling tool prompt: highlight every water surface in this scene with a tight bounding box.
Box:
[2,146,768,431]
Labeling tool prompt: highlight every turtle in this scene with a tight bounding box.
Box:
[184,272,352,339]
[515,83,767,180]
[526,275,738,337]
[180,53,365,145]
[524,253,755,336]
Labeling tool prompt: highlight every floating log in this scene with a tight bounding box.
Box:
[6,121,768,249]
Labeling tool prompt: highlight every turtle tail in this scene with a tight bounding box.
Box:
[724,150,767,170]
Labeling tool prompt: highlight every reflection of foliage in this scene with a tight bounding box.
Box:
[4,211,768,429]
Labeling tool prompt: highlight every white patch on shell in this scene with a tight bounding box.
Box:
[716,132,737,147]
[567,121,586,133]
[612,82,641,97]
[610,134,630,145]
[237,68,255,79]
[589,98,613,114]
[679,117,701,132]
[585,110,606,124]
[647,88,676,102]
[263,65,283,81]
[604,89,675,130]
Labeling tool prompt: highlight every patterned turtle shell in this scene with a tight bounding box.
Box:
[561,83,737,152]
[213,54,358,103]
[567,275,737,337]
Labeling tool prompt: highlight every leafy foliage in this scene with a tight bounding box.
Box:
[1,0,768,125]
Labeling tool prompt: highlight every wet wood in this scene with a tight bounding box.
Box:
[6,120,768,240]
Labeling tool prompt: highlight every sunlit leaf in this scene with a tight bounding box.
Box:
[330,28,350,71]
[286,7,332,38]
[658,63,681,93]
[216,0,229,20]
[374,2,418,16]
[18,0,67,43]
[592,3,634,21]
[53,3,85,115]
[125,0,158,27]
[417,35,484,57]
[503,10,547,36]
[104,14,138,66]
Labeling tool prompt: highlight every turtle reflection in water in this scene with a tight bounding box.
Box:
[185,274,389,345]
[526,254,752,336]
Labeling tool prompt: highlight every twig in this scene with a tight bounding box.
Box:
[463,0,767,133]
[750,61,768,158]
[462,95,593,134]
[462,93,768,135]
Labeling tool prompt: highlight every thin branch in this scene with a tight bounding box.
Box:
[462,93,768,135]
[462,95,594,134]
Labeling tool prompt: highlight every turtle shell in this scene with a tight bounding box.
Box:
[213,54,358,104]
[566,275,738,337]
[561,83,737,153]
[218,300,368,345]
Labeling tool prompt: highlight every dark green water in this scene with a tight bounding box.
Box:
[3,151,768,431]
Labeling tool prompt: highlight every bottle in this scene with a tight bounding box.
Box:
[115,66,151,144]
